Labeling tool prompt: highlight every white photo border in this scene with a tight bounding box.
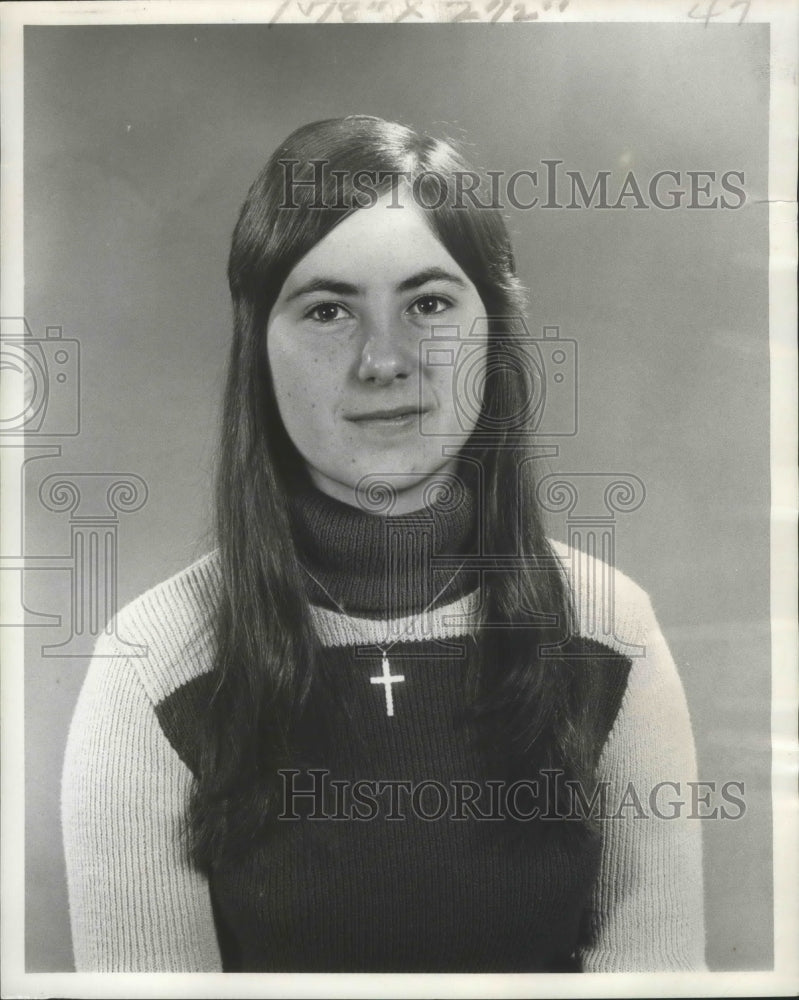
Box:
[1,1,796,997]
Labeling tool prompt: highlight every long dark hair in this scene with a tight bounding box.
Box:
[190,117,599,869]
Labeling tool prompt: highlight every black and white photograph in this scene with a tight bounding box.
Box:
[1,1,796,996]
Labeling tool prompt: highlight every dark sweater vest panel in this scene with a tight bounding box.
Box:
[154,632,631,972]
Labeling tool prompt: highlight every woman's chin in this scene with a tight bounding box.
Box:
[306,461,463,515]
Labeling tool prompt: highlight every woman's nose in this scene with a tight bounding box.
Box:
[357,322,413,385]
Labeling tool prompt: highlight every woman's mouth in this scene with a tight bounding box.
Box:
[345,405,428,430]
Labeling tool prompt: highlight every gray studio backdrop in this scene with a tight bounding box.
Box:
[22,23,770,971]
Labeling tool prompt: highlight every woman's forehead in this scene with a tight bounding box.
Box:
[279,198,471,294]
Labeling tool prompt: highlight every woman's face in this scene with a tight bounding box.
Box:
[267,195,488,513]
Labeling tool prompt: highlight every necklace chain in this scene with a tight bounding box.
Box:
[300,560,466,656]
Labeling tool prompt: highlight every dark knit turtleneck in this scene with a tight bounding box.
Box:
[288,477,479,619]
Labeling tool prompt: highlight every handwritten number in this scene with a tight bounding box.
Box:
[447,1,480,20]
[485,0,510,21]
[339,0,359,18]
[269,0,292,22]
[688,0,749,26]
[687,0,721,24]
[729,0,750,23]
[513,3,538,20]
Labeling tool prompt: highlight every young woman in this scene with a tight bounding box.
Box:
[61,116,705,973]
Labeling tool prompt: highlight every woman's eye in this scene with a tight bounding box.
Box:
[408,295,452,316]
[306,302,349,323]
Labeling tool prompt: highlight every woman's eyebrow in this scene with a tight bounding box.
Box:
[396,268,467,292]
[285,278,361,302]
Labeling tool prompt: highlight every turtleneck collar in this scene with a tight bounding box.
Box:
[288,475,478,619]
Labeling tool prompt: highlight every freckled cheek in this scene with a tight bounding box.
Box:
[269,337,329,414]
[425,343,487,434]
[426,365,460,417]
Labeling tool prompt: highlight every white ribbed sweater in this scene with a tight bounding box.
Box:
[61,541,706,972]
